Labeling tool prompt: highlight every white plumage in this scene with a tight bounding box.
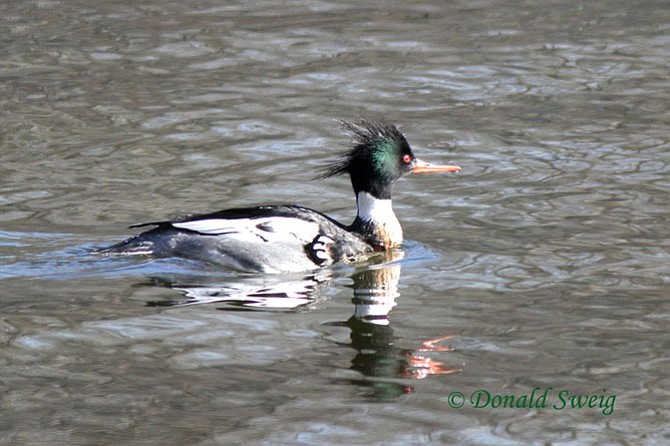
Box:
[172,216,321,244]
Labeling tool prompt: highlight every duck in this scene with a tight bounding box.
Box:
[98,120,461,273]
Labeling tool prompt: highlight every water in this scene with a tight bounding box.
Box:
[1,1,669,445]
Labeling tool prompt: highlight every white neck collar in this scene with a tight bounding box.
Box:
[356,191,396,224]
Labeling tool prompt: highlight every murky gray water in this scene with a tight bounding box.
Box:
[1,1,669,445]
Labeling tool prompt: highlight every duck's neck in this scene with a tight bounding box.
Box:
[351,191,403,250]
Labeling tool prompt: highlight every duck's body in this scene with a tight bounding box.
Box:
[102,204,373,273]
[98,121,460,273]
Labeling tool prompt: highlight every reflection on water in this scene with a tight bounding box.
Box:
[145,273,331,311]
[140,248,460,399]
[344,251,461,399]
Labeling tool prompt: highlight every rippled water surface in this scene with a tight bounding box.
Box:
[1,1,669,445]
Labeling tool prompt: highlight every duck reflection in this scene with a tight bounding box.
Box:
[146,250,460,398]
[145,271,332,311]
[345,250,460,399]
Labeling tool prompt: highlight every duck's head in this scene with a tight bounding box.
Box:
[319,120,461,199]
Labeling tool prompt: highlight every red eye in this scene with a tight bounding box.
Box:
[403,154,411,163]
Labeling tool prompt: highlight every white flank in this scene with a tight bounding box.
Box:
[172,216,320,244]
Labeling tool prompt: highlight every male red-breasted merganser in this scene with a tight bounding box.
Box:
[98,121,461,273]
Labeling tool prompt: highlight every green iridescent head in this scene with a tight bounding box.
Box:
[318,120,416,199]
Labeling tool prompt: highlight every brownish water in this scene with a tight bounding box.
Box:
[1,1,669,445]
